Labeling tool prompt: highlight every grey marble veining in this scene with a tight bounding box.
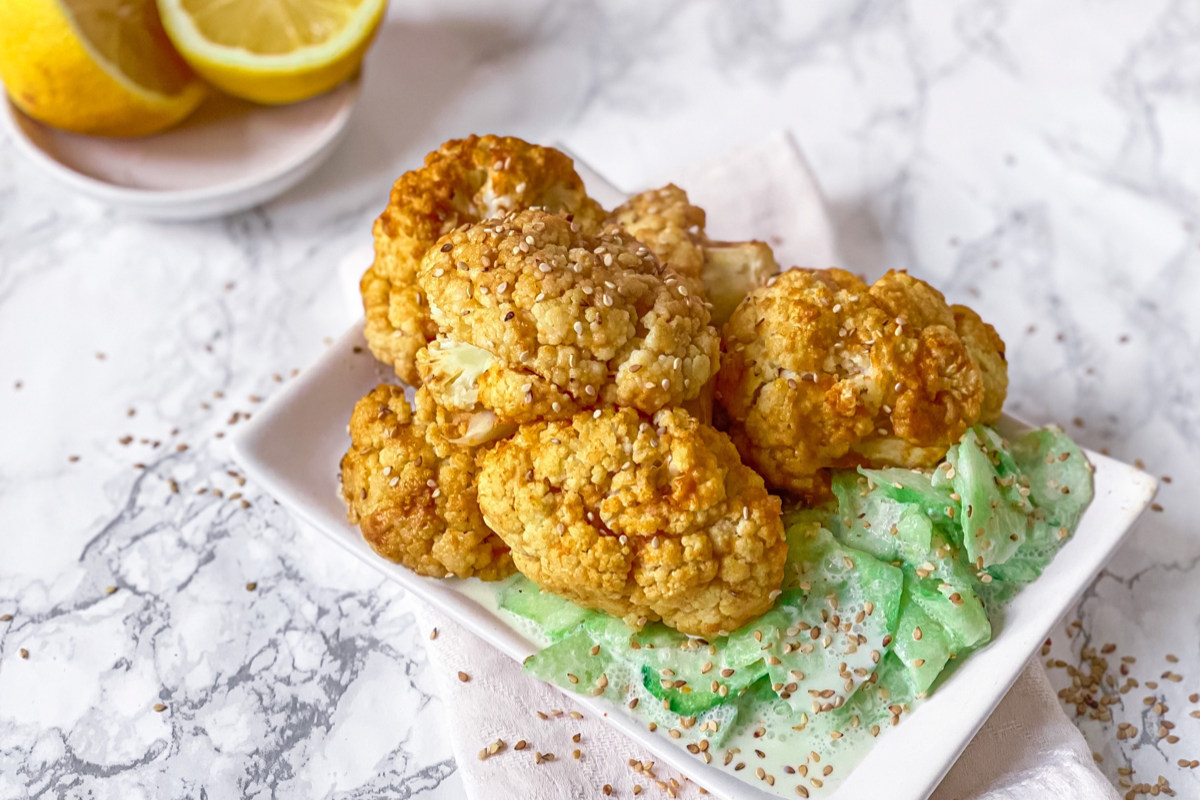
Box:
[2,0,1199,797]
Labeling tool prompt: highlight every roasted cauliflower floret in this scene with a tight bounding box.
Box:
[701,240,780,328]
[951,304,1008,424]
[363,135,607,384]
[609,185,780,326]
[415,209,721,424]
[717,268,1007,500]
[339,384,513,580]
[477,407,787,637]
[608,184,707,286]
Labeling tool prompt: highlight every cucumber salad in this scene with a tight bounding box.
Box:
[494,424,1094,797]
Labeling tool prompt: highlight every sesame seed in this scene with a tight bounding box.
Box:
[19,648,28,659]
[153,703,167,712]
[245,582,257,591]
[458,671,470,682]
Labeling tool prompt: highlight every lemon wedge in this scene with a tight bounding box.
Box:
[156,0,387,104]
[0,0,207,136]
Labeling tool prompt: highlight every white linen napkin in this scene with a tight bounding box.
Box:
[343,133,1117,800]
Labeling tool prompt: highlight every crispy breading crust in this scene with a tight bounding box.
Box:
[951,304,1008,424]
[363,135,607,384]
[477,407,786,637]
[416,209,721,423]
[610,185,781,326]
[339,384,513,580]
[717,268,1008,499]
[608,184,707,289]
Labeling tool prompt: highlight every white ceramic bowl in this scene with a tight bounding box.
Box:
[0,78,359,220]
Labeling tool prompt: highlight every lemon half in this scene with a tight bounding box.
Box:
[0,0,207,136]
[156,0,388,105]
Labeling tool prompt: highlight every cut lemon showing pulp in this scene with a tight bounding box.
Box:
[0,0,207,136]
[156,0,388,105]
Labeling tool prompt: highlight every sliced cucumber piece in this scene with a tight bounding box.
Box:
[830,471,907,561]
[949,428,1031,568]
[978,428,1094,603]
[1011,427,1093,531]
[905,569,990,652]
[764,525,903,714]
[499,575,595,640]
[588,615,766,716]
[524,629,621,700]
[890,598,953,696]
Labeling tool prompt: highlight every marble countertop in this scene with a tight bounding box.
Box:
[2,1,1197,797]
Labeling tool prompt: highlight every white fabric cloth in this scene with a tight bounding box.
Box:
[359,133,1118,800]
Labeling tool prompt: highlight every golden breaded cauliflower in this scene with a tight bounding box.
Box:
[717,268,1007,500]
[476,407,787,637]
[339,384,513,580]
[608,184,707,287]
[363,135,607,384]
[415,209,721,424]
[609,185,780,326]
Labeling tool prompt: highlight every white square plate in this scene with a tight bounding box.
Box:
[232,320,1156,800]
